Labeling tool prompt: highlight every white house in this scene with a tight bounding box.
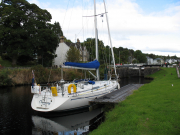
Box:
[154,58,164,64]
[53,36,89,66]
[146,56,153,65]
[165,59,177,64]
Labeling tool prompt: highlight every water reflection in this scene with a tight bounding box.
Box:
[0,86,36,135]
[32,108,103,135]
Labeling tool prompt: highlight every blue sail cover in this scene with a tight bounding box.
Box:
[64,60,100,69]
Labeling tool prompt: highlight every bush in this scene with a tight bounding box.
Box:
[31,65,49,84]
[65,69,82,81]
[0,70,13,86]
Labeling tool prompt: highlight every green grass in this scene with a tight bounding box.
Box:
[0,56,12,67]
[90,68,180,135]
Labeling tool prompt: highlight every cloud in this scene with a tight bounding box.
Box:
[28,0,180,57]
[29,0,50,8]
[28,0,40,6]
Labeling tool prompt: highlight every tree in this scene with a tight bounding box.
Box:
[132,59,138,64]
[171,55,177,59]
[134,50,147,63]
[0,0,62,66]
[82,38,105,64]
[120,50,129,63]
[66,46,80,62]
[148,53,156,59]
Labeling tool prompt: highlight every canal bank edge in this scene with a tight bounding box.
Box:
[90,67,180,135]
[0,65,82,87]
[0,65,160,87]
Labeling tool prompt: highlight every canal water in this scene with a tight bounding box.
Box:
[0,77,152,135]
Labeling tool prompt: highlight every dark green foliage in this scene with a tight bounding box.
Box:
[82,38,109,66]
[66,46,80,62]
[134,50,147,63]
[64,69,82,81]
[1,53,11,61]
[17,55,34,65]
[68,71,76,81]
[31,65,49,83]
[0,70,13,86]
[148,53,156,59]
[79,37,180,65]
[82,38,138,65]
[0,0,63,66]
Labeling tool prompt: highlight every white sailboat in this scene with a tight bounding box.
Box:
[31,0,120,112]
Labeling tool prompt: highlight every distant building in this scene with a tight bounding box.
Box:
[53,36,89,66]
[154,58,164,64]
[146,56,153,65]
[165,59,177,64]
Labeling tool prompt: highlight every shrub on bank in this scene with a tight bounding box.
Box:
[0,70,13,86]
[31,65,49,84]
[0,65,87,86]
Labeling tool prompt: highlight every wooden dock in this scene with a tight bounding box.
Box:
[89,84,144,104]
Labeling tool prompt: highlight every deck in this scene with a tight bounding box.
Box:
[89,84,144,104]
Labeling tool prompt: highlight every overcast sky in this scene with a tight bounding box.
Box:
[28,0,180,57]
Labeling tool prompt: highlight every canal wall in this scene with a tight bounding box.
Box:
[117,67,160,78]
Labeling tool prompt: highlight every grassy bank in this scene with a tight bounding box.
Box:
[90,67,180,135]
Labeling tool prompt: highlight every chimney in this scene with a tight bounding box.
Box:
[60,36,64,43]
[77,38,80,43]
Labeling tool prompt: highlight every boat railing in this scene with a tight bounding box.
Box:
[31,85,69,97]
[31,86,42,94]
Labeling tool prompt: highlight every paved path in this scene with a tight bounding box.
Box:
[89,84,144,104]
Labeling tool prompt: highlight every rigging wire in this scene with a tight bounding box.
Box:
[66,0,76,37]
[81,0,95,61]
[62,0,70,29]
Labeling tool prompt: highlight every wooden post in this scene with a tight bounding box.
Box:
[176,66,180,78]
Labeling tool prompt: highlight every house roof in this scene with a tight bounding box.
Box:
[146,56,153,59]
[60,36,86,51]
[65,42,86,51]
[154,58,163,60]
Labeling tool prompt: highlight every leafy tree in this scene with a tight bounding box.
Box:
[66,46,80,62]
[64,37,73,44]
[0,70,13,86]
[82,38,105,64]
[132,59,138,64]
[148,53,156,59]
[134,50,147,63]
[119,50,129,63]
[0,0,62,66]
[171,55,177,59]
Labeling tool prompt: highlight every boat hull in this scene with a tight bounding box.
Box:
[31,80,119,112]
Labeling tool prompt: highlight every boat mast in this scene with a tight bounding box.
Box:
[94,0,99,80]
[103,0,117,79]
